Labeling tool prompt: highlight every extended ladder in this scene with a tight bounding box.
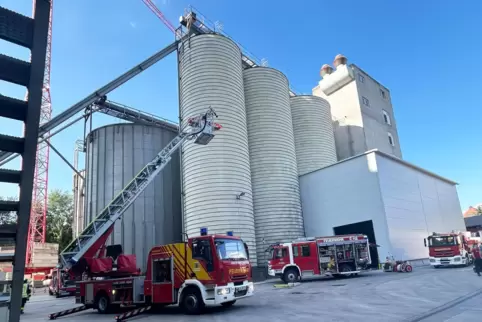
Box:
[59,108,220,269]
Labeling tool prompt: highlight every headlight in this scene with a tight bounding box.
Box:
[248,284,254,292]
[430,259,436,263]
[217,288,230,295]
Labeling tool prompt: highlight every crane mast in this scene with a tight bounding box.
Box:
[26,0,53,267]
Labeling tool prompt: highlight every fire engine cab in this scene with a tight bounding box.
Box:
[426,231,475,267]
[267,234,372,283]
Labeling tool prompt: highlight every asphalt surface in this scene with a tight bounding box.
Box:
[23,266,482,322]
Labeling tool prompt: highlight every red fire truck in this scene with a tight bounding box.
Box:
[49,229,253,320]
[426,232,476,267]
[267,234,372,283]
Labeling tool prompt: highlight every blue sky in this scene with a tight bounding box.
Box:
[0,0,480,211]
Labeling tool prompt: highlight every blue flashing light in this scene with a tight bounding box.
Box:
[226,231,233,236]
[200,227,208,236]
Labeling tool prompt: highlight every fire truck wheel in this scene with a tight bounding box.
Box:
[181,287,205,315]
[405,265,413,272]
[95,293,111,314]
[283,268,300,283]
[221,300,236,307]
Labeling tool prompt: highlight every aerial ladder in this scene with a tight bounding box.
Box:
[53,107,220,295]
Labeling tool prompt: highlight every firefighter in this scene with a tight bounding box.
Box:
[21,278,31,314]
[472,244,481,276]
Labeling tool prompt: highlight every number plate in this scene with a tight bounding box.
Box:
[236,286,247,291]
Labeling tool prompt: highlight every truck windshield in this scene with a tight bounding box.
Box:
[428,236,457,246]
[215,238,248,261]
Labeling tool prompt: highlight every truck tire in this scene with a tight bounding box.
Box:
[181,288,205,315]
[282,268,299,283]
[95,293,111,314]
[221,300,236,307]
[337,264,353,278]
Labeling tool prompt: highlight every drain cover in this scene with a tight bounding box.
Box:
[290,291,304,295]
[331,284,346,287]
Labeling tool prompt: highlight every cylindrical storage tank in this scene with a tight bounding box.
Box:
[243,67,304,266]
[290,95,337,175]
[84,123,182,271]
[178,34,257,263]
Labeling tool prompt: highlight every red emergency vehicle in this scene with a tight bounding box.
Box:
[268,234,372,283]
[426,232,475,267]
[49,229,254,320]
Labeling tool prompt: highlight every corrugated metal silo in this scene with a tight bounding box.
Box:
[290,95,337,176]
[178,34,257,263]
[243,67,304,266]
[84,123,181,271]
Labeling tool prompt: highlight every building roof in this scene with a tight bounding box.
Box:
[302,149,458,185]
[465,215,482,228]
[464,206,480,218]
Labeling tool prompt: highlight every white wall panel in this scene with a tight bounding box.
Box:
[299,154,392,260]
[376,153,464,261]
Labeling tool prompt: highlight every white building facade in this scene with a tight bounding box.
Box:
[313,55,402,161]
[299,150,465,265]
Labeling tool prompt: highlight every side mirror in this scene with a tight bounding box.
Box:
[244,243,249,260]
[424,239,427,247]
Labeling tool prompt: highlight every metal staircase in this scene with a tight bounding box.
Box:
[60,108,220,269]
[0,3,51,321]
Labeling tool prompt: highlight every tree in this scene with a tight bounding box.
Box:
[0,196,18,225]
[45,189,74,252]
[478,206,482,216]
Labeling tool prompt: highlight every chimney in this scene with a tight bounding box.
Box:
[333,54,348,69]
[320,64,334,78]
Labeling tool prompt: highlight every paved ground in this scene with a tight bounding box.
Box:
[22,266,482,322]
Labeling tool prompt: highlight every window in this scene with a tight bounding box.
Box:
[153,259,172,283]
[358,74,365,83]
[382,110,392,125]
[274,248,288,259]
[362,97,370,107]
[388,133,395,146]
[293,246,299,257]
[380,89,387,99]
[215,238,248,260]
[192,239,214,272]
[301,245,310,257]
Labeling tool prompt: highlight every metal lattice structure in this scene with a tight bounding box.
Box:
[26,0,53,267]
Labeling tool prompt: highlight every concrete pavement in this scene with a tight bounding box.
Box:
[23,266,482,321]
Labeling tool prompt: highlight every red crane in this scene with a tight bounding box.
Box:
[141,0,177,33]
[25,0,53,267]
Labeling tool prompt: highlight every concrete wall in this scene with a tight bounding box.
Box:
[299,154,393,261]
[314,81,367,161]
[376,153,465,261]
[353,66,402,158]
[313,62,403,161]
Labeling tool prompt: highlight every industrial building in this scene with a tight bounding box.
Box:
[313,55,402,161]
[300,149,465,266]
[73,41,465,271]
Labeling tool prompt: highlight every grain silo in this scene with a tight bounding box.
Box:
[290,95,337,175]
[84,123,181,271]
[243,67,304,266]
[178,33,257,263]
